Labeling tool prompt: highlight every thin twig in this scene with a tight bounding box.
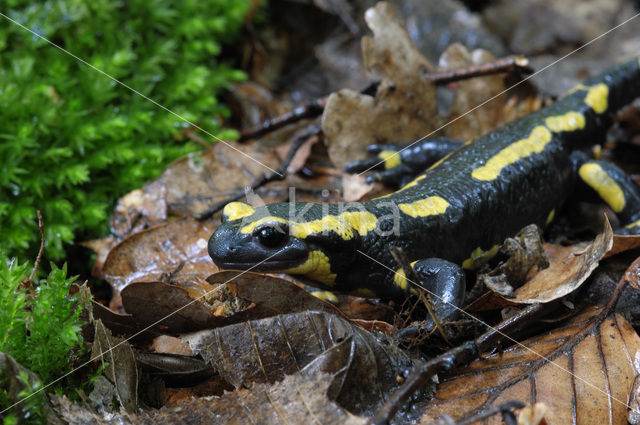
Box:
[20,211,45,293]
[238,81,379,142]
[423,55,533,85]
[197,125,322,220]
[239,98,327,141]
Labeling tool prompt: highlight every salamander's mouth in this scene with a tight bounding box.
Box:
[211,259,302,271]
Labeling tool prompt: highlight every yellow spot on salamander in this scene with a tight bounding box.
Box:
[462,245,500,270]
[310,291,339,303]
[626,217,640,229]
[240,211,379,240]
[284,251,336,286]
[592,144,602,160]
[566,84,586,96]
[472,126,552,181]
[546,209,555,226]
[393,268,407,290]
[222,202,255,221]
[544,112,585,133]
[584,83,609,114]
[398,196,450,218]
[349,288,377,298]
[578,163,625,213]
[393,260,419,290]
[379,150,401,169]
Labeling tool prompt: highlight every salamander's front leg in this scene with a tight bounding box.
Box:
[344,137,464,186]
[573,154,640,234]
[400,258,466,327]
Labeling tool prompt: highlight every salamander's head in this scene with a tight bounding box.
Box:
[208,202,311,273]
[208,201,368,286]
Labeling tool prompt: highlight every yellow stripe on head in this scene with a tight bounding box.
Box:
[222,202,255,222]
[578,163,625,212]
[472,126,552,181]
[240,211,379,240]
[284,251,337,285]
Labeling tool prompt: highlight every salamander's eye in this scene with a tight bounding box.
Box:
[255,225,288,248]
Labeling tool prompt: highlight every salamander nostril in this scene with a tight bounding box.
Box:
[228,245,237,253]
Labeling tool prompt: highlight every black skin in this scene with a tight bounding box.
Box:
[209,58,640,322]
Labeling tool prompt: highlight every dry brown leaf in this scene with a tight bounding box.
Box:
[206,270,343,319]
[52,373,367,425]
[342,173,374,202]
[151,335,193,355]
[322,2,439,168]
[517,403,549,425]
[627,372,640,424]
[181,310,416,414]
[120,282,238,332]
[510,219,612,303]
[102,217,217,309]
[438,44,506,141]
[419,308,640,425]
[92,320,139,412]
[469,221,613,311]
[607,233,640,259]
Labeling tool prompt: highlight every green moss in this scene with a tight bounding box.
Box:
[0,256,84,424]
[0,0,249,259]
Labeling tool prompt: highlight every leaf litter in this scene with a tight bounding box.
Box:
[71,1,640,424]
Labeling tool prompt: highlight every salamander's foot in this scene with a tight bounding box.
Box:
[344,138,464,187]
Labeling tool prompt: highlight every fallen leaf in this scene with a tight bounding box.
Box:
[607,233,640,259]
[92,320,139,412]
[419,308,640,424]
[52,373,366,425]
[342,173,374,202]
[182,310,417,414]
[102,217,217,308]
[206,271,343,319]
[438,44,506,141]
[151,335,193,355]
[322,2,439,168]
[511,219,612,303]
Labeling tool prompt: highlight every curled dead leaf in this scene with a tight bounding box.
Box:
[53,373,367,425]
[182,310,416,414]
[420,308,640,424]
[493,219,612,305]
[102,217,217,307]
[322,2,439,168]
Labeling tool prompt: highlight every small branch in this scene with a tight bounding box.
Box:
[197,125,321,220]
[21,211,45,293]
[238,81,379,142]
[239,98,327,142]
[423,55,533,86]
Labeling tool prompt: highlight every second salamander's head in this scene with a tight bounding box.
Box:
[208,202,311,272]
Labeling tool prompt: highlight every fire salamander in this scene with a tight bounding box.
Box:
[209,58,640,323]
